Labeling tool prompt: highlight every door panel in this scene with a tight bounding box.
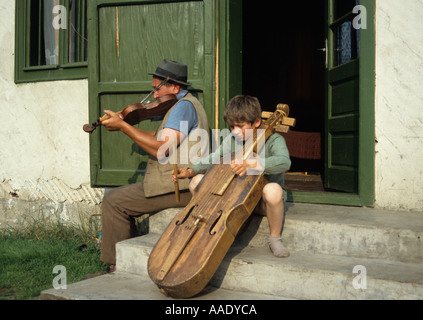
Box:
[325,0,360,193]
[87,0,214,187]
[98,3,205,83]
[330,63,359,115]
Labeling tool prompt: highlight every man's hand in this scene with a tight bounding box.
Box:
[101,110,124,131]
[172,168,195,183]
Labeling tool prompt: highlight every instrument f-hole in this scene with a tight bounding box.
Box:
[176,205,198,226]
[209,210,222,235]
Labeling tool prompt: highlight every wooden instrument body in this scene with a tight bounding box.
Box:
[118,95,178,125]
[148,104,295,298]
[147,163,266,298]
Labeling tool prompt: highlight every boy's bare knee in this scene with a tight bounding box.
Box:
[263,183,283,205]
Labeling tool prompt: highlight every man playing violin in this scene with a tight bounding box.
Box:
[98,59,210,272]
[173,95,291,257]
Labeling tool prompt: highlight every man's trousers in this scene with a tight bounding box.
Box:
[100,182,192,265]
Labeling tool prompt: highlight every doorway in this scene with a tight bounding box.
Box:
[242,0,326,192]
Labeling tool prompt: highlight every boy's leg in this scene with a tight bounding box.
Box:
[257,183,284,236]
[257,183,289,257]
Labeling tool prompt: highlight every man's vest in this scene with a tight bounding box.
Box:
[143,93,210,197]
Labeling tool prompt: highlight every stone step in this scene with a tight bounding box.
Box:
[148,203,423,263]
[116,233,423,300]
[41,272,291,300]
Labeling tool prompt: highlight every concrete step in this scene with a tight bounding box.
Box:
[116,232,423,300]
[40,272,292,300]
[148,203,423,263]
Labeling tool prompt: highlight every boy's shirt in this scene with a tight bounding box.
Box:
[189,132,291,199]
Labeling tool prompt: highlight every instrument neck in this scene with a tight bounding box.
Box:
[236,110,286,161]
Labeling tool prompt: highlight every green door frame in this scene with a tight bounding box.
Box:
[215,0,243,132]
[286,0,375,206]
[217,0,374,206]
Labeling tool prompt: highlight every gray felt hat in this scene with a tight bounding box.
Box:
[148,59,191,86]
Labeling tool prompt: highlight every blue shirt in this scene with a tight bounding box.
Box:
[163,90,198,135]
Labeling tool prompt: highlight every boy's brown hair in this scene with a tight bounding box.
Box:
[223,95,262,126]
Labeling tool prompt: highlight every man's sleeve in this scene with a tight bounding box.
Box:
[163,100,198,134]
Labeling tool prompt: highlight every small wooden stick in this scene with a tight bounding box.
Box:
[116,7,119,57]
[173,139,180,203]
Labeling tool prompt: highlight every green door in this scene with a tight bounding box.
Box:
[87,0,216,187]
[325,0,360,193]
[322,0,375,206]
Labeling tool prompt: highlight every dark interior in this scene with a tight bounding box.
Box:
[242,0,326,189]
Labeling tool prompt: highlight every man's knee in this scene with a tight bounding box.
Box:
[102,188,116,206]
[101,187,125,213]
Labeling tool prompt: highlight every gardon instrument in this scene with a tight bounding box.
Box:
[147,104,296,298]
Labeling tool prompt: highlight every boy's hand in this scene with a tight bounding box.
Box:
[172,168,195,183]
[230,159,262,177]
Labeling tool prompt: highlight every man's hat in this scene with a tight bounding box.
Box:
[148,59,191,86]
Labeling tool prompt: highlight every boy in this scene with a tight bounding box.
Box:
[173,95,291,257]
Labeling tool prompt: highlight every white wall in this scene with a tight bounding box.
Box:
[374,0,423,211]
[0,2,103,227]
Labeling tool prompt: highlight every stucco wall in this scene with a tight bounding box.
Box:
[374,0,423,211]
[0,1,103,228]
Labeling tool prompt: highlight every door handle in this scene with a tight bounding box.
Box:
[317,39,328,68]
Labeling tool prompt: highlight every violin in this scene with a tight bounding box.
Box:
[83,94,178,133]
[148,104,296,298]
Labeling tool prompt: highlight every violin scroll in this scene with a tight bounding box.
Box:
[276,103,289,117]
